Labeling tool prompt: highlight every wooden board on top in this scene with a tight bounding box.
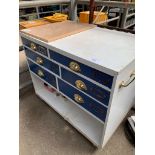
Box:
[20,20,96,42]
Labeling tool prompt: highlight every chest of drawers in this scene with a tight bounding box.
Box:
[20,27,135,148]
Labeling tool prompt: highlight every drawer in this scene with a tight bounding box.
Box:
[61,68,110,106]
[21,37,48,56]
[28,60,57,88]
[49,50,113,89]
[58,79,107,122]
[25,47,59,76]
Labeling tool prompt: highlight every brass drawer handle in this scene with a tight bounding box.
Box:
[69,62,81,72]
[119,71,135,88]
[36,57,43,65]
[75,80,87,91]
[30,43,37,51]
[74,94,84,104]
[37,70,44,77]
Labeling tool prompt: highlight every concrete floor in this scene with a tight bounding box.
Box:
[19,86,134,155]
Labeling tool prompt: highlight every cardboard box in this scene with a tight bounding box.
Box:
[79,11,108,24]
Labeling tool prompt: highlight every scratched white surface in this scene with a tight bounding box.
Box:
[49,27,135,73]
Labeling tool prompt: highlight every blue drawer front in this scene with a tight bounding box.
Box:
[58,79,107,122]
[21,37,48,56]
[28,60,57,88]
[49,50,113,89]
[61,68,110,106]
[25,47,59,76]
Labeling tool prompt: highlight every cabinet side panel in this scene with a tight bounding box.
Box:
[102,61,135,147]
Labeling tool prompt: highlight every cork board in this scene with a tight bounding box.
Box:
[20,21,96,42]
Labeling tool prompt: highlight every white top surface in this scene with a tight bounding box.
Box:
[49,27,135,73]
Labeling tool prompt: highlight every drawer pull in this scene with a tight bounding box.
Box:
[75,80,87,91]
[36,57,43,65]
[37,70,44,77]
[69,62,81,72]
[30,43,37,51]
[74,94,84,104]
[119,71,135,88]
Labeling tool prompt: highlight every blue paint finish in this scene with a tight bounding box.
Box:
[21,37,48,56]
[61,67,110,106]
[25,47,59,76]
[49,50,113,89]
[28,60,57,88]
[58,79,107,122]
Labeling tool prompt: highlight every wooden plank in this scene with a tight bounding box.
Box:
[19,19,50,30]
[20,21,96,42]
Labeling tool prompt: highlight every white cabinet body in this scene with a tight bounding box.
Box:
[20,27,135,148]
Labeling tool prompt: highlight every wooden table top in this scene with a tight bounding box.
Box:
[20,21,96,42]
